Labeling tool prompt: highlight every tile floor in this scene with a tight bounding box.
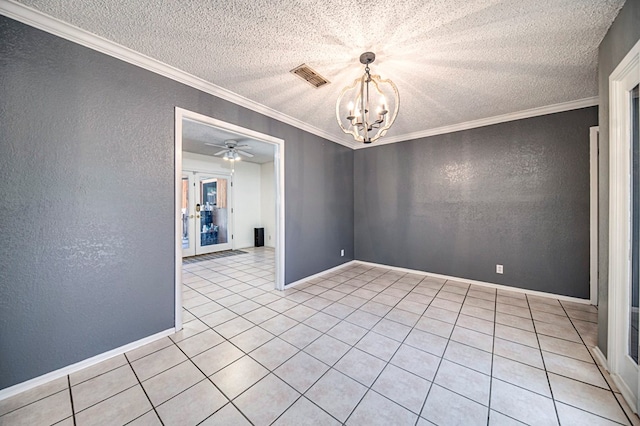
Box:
[1,247,639,425]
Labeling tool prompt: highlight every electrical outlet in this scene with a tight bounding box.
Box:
[496,264,503,274]
[341,249,345,257]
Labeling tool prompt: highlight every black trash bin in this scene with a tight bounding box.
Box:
[254,227,264,247]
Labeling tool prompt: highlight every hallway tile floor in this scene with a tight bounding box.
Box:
[1,247,639,425]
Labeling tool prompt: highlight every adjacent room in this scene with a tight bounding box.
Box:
[1,0,639,424]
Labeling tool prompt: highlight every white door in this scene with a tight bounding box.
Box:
[609,40,640,412]
[182,172,233,257]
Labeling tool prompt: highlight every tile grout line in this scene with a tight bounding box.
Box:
[488,294,554,424]
[558,300,636,426]
[123,352,165,426]
[9,254,613,425]
[525,294,562,426]
[67,376,76,426]
[280,268,402,424]
[486,287,498,425]
[170,341,256,426]
[340,273,425,424]
[67,378,141,420]
[184,255,329,421]
[324,272,624,420]
[269,268,426,424]
[184,257,603,425]
[414,280,473,425]
[349,280,462,423]
[194,258,585,424]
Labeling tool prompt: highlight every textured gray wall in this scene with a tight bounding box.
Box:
[597,0,640,356]
[285,135,354,283]
[0,16,353,390]
[355,108,597,298]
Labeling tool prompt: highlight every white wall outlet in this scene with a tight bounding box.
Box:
[496,264,503,274]
[341,249,345,257]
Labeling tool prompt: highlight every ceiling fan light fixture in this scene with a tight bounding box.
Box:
[209,140,254,161]
[336,52,399,144]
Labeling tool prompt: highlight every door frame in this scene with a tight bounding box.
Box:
[607,38,640,412]
[590,126,599,306]
[174,107,286,331]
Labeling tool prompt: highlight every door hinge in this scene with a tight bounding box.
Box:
[231,208,234,213]
[232,234,234,239]
[231,182,233,187]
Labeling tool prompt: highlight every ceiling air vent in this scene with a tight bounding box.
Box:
[290,64,330,88]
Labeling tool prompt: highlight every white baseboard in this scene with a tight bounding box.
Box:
[283,259,590,304]
[1,259,591,400]
[610,372,638,414]
[592,346,609,370]
[354,260,592,304]
[593,345,638,415]
[285,260,356,289]
[0,328,175,401]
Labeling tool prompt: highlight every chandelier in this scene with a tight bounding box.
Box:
[336,52,399,144]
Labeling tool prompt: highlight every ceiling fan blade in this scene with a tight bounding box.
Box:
[235,145,252,150]
[213,150,227,156]
[205,142,227,148]
[237,150,254,157]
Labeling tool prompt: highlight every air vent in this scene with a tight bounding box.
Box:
[290,64,330,88]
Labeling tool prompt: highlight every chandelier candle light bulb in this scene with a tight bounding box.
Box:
[336,52,399,144]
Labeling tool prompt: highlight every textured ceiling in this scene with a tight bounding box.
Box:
[15,0,624,145]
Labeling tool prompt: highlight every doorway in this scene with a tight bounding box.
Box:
[182,172,232,257]
[607,38,640,413]
[174,107,286,331]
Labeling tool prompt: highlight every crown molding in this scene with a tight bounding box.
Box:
[1,0,598,152]
[354,96,599,149]
[0,0,356,149]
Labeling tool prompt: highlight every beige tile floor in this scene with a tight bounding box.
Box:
[1,247,639,425]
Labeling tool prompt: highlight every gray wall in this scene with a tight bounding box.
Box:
[355,107,597,298]
[597,0,640,356]
[0,16,353,390]
[286,135,354,283]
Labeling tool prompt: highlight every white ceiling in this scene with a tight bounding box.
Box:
[182,119,275,164]
[14,0,624,146]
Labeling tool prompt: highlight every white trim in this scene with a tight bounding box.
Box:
[0,0,600,151]
[611,372,639,414]
[174,112,183,331]
[0,328,173,401]
[285,261,356,289]
[355,261,591,304]
[0,0,353,150]
[592,346,610,371]
[590,126,599,306]
[355,97,599,149]
[274,138,285,290]
[592,347,638,415]
[175,108,286,291]
[607,37,640,413]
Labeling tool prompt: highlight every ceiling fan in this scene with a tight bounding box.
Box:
[205,140,254,161]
